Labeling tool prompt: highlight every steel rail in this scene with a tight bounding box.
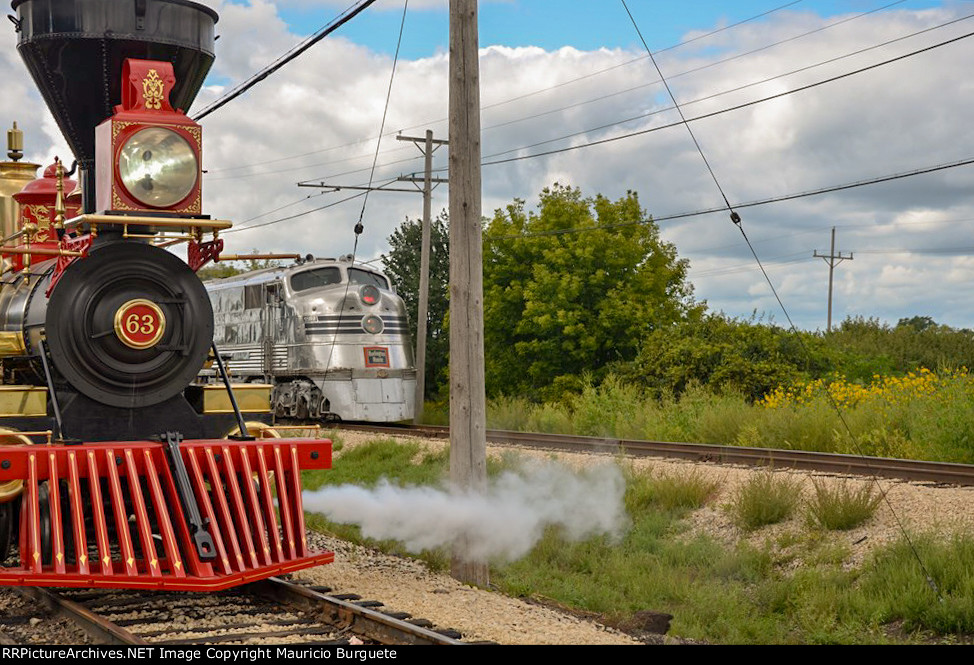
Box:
[336,423,974,486]
[18,579,465,646]
[249,577,465,645]
[17,587,147,645]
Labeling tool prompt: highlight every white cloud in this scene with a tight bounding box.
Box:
[4,2,974,329]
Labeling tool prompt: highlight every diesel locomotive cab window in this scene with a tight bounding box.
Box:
[291,267,341,292]
[244,284,262,309]
[348,268,389,290]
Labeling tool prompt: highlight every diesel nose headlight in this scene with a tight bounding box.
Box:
[118,127,198,208]
[362,315,384,334]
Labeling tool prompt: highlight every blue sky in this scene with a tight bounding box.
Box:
[9,0,972,329]
[265,0,948,57]
[185,0,974,330]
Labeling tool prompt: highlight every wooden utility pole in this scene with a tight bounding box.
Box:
[448,0,488,586]
[396,131,448,425]
[813,227,853,332]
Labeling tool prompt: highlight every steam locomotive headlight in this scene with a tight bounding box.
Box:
[359,284,380,306]
[362,315,384,334]
[118,127,198,208]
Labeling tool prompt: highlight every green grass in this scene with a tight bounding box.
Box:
[855,533,974,635]
[805,479,882,531]
[726,471,802,531]
[304,437,974,643]
[625,465,721,512]
[447,372,974,464]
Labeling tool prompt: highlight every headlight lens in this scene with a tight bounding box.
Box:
[360,284,380,306]
[362,315,384,334]
[118,127,198,208]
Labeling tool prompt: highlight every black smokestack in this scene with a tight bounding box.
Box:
[11,0,217,211]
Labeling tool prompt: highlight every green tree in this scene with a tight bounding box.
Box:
[618,313,837,401]
[482,184,701,399]
[381,211,451,398]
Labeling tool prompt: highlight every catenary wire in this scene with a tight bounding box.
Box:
[206,0,809,175]
[489,155,974,241]
[625,1,945,599]
[194,0,378,120]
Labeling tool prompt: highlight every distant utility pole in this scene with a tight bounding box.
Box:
[396,130,448,426]
[448,0,489,587]
[813,227,853,333]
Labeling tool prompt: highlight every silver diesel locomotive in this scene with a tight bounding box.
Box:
[205,255,416,422]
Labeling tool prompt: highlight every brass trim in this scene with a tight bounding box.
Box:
[66,214,231,232]
[204,384,273,415]
[0,247,83,257]
[0,426,32,503]
[0,386,47,416]
[113,298,166,350]
[223,420,280,439]
[0,332,26,358]
[218,254,302,261]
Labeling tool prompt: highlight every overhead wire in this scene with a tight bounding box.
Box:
[293,0,902,179]
[621,0,735,215]
[619,0,944,601]
[479,28,974,168]
[206,0,808,177]
[489,155,974,241]
[478,11,974,162]
[193,0,378,120]
[207,0,932,192]
[287,13,973,187]
[320,0,409,383]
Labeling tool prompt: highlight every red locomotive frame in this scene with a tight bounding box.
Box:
[0,439,333,591]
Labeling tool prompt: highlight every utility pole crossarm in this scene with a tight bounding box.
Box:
[397,134,450,146]
[397,176,449,184]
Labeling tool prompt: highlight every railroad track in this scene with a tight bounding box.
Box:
[12,578,465,645]
[336,423,974,486]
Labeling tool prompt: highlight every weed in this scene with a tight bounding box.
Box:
[624,464,720,513]
[726,471,802,531]
[805,479,881,530]
[856,533,974,634]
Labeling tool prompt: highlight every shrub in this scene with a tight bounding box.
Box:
[727,471,802,531]
[805,479,882,530]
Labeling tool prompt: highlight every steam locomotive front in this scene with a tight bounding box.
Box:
[0,0,335,591]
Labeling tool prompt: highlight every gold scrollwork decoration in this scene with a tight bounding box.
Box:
[142,69,165,110]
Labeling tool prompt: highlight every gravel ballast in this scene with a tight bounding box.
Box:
[303,430,974,644]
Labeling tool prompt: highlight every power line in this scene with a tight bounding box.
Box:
[475,0,921,152]
[210,0,937,187]
[296,16,971,185]
[194,0,378,120]
[478,12,974,163]
[856,246,974,255]
[622,0,736,216]
[205,0,808,176]
[229,9,965,188]
[689,253,810,278]
[490,155,974,241]
[224,188,372,234]
[479,28,974,168]
[354,0,409,237]
[296,1,932,184]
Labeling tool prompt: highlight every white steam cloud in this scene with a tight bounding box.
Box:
[303,460,628,562]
